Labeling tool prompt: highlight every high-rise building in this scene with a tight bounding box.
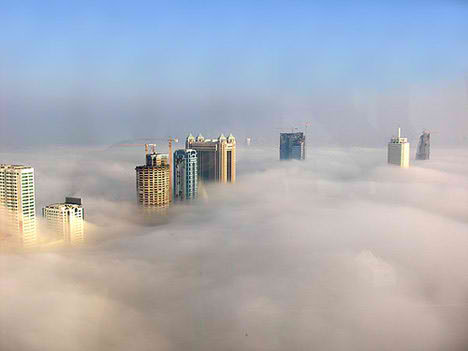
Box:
[0,164,37,248]
[388,128,410,168]
[416,130,430,160]
[280,132,305,160]
[42,197,84,245]
[185,133,236,183]
[136,145,171,207]
[174,149,198,201]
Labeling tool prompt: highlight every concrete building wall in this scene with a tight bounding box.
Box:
[136,166,170,207]
[43,202,84,245]
[387,129,410,168]
[0,165,37,248]
[136,148,171,208]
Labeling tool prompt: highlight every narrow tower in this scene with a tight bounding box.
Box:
[416,130,430,160]
[0,164,37,248]
[387,128,410,168]
[174,149,198,201]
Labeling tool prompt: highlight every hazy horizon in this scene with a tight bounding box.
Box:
[1,1,468,147]
[2,1,468,350]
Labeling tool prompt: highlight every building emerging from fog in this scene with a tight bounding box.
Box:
[136,145,171,207]
[280,132,305,160]
[174,149,198,201]
[0,164,37,248]
[416,130,430,160]
[43,197,84,245]
[185,133,236,183]
[388,128,410,168]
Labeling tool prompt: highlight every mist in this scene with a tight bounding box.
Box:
[1,1,468,147]
[1,145,468,350]
[2,1,468,349]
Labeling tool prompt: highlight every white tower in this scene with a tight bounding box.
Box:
[0,165,37,248]
[388,128,410,168]
[43,197,85,245]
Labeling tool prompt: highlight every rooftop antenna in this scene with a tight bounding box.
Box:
[398,127,401,139]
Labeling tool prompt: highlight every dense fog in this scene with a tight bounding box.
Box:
[1,145,467,350]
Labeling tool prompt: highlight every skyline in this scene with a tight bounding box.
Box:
[1,1,468,146]
[2,3,468,350]
[1,144,468,350]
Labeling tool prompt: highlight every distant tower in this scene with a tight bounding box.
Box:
[186,133,236,183]
[136,145,170,207]
[43,197,85,245]
[174,149,198,201]
[280,132,305,160]
[245,137,251,146]
[0,164,37,248]
[388,128,410,168]
[416,130,430,160]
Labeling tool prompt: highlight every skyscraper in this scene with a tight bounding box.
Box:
[416,130,430,160]
[388,128,410,168]
[42,197,85,245]
[186,133,236,183]
[174,149,198,201]
[280,132,305,160]
[0,164,37,248]
[136,145,171,207]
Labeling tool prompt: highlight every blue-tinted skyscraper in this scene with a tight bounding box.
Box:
[416,130,430,160]
[280,132,305,160]
[174,149,198,201]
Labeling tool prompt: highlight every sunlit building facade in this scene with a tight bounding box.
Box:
[136,147,171,207]
[186,133,236,183]
[174,149,198,201]
[42,197,84,245]
[0,164,37,248]
[388,128,410,168]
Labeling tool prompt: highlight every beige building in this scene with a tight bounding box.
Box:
[186,133,236,183]
[42,198,85,245]
[388,128,410,168]
[0,164,37,248]
[136,146,171,207]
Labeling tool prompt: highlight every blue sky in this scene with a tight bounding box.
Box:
[1,1,468,145]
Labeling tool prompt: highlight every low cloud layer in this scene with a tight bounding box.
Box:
[1,146,468,350]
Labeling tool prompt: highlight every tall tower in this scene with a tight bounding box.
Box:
[136,145,171,208]
[416,130,430,160]
[186,133,236,183]
[174,149,198,201]
[388,128,410,168]
[280,132,305,160]
[0,165,37,248]
[42,197,85,245]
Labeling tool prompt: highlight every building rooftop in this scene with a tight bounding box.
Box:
[389,128,408,144]
[44,203,82,209]
[187,134,236,144]
[0,164,34,170]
